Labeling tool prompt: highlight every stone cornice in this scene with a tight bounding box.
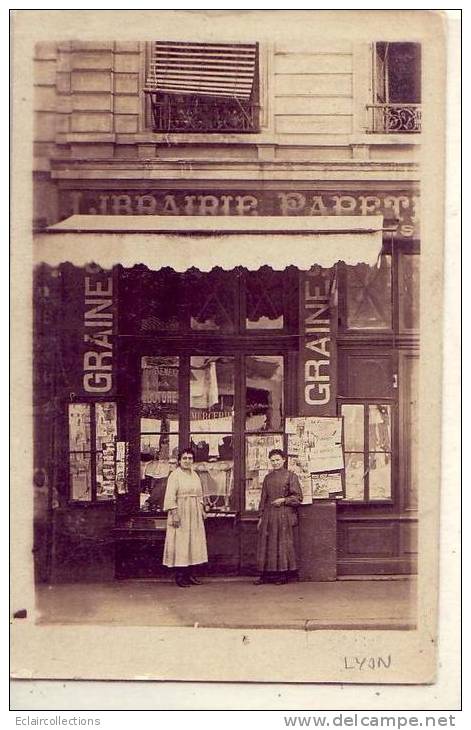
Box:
[50,157,420,182]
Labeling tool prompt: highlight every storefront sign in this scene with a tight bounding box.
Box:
[83,268,115,394]
[61,264,117,397]
[61,188,419,239]
[298,268,337,416]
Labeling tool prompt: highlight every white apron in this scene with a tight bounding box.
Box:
[162,467,208,567]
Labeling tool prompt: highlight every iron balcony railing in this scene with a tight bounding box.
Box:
[145,91,260,133]
[367,103,421,134]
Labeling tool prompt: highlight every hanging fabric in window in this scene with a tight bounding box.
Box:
[144,41,259,132]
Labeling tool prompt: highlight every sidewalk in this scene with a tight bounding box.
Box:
[36,577,417,630]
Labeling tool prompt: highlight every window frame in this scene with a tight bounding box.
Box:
[337,246,420,338]
[143,41,262,135]
[126,341,295,518]
[67,399,119,504]
[367,41,422,135]
[338,398,397,506]
[120,266,299,338]
[337,254,394,335]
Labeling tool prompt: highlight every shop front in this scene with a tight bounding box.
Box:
[34,198,419,583]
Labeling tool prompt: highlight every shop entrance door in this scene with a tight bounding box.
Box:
[133,351,289,575]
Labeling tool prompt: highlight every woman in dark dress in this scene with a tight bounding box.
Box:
[254,448,303,585]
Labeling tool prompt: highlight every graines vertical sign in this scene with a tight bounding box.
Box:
[299,268,336,417]
[60,264,117,397]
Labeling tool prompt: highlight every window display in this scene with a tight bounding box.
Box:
[341,402,392,502]
[245,434,284,511]
[68,402,117,502]
[245,355,283,431]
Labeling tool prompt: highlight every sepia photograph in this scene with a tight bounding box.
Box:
[10,9,455,701]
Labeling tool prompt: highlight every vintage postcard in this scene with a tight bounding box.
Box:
[10,8,457,701]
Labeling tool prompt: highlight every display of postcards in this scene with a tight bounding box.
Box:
[311,472,344,500]
[245,434,283,471]
[287,458,313,504]
[286,416,344,472]
[95,402,117,450]
[287,435,301,456]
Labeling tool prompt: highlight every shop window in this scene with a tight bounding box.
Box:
[245,434,284,512]
[341,403,393,502]
[190,356,235,512]
[68,402,117,502]
[186,269,236,333]
[144,41,260,133]
[368,42,421,133]
[140,356,179,512]
[244,355,284,511]
[344,256,392,330]
[119,267,183,334]
[120,267,296,336]
[398,254,420,330]
[245,355,284,432]
[244,267,284,330]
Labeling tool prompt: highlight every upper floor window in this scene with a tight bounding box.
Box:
[368,42,421,134]
[144,41,260,133]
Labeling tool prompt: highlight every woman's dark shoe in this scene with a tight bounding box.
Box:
[253,577,269,585]
[175,574,191,587]
[275,576,288,585]
[188,576,203,585]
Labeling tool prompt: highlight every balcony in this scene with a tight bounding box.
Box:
[145,91,260,134]
[367,104,421,134]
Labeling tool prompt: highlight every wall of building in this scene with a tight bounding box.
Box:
[33,37,420,582]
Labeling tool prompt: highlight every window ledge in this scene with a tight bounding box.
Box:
[351,133,421,146]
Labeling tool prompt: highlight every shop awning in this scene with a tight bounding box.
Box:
[34,215,384,271]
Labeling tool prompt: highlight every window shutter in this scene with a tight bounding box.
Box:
[374,42,388,104]
[145,41,257,100]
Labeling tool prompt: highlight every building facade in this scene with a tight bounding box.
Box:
[33,38,420,583]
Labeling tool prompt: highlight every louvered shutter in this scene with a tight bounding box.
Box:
[145,41,257,100]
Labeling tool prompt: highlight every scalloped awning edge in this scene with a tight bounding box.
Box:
[34,215,384,270]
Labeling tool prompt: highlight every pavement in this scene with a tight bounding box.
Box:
[36,576,417,630]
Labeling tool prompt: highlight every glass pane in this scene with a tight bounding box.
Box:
[369,405,391,451]
[369,452,392,500]
[341,404,364,451]
[189,433,233,462]
[246,315,283,330]
[140,434,179,512]
[246,355,284,431]
[69,452,92,501]
[399,255,420,330]
[387,43,421,104]
[95,402,117,450]
[96,445,116,501]
[245,433,284,511]
[141,356,179,431]
[187,270,235,333]
[245,268,284,330]
[344,453,365,501]
[189,434,234,511]
[346,256,392,330]
[68,404,91,451]
[190,356,234,431]
[120,266,181,333]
